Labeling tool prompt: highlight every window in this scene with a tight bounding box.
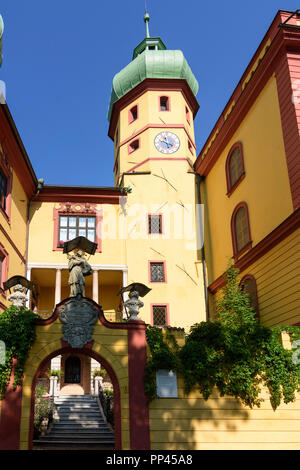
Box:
[58,215,96,246]
[148,214,162,234]
[129,105,138,124]
[0,243,8,292]
[231,202,252,258]
[152,305,168,327]
[128,139,140,154]
[150,262,165,282]
[240,275,259,320]
[226,142,245,195]
[0,168,8,211]
[185,106,190,124]
[159,96,170,111]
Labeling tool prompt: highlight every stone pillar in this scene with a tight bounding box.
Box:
[55,269,61,306]
[93,270,99,304]
[26,268,31,309]
[122,269,128,319]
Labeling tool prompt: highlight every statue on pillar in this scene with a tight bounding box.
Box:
[8,284,28,308]
[67,249,92,297]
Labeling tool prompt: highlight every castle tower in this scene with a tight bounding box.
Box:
[107,13,206,330]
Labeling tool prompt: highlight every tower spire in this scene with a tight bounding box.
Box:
[144,1,150,38]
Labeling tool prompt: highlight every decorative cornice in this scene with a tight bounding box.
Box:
[108,78,199,141]
[35,186,124,204]
[195,11,300,176]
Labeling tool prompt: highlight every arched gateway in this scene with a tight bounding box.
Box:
[0,296,150,450]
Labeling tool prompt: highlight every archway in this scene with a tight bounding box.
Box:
[28,347,122,450]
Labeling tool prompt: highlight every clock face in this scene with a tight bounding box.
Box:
[154,132,180,154]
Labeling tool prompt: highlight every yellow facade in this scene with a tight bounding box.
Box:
[202,75,294,285]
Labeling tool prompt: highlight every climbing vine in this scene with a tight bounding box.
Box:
[0,306,37,399]
[145,265,300,409]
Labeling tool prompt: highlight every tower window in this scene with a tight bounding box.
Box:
[128,139,140,154]
[150,262,166,283]
[231,202,252,258]
[0,168,8,211]
[152,305,168,327]
[226,142,245,196]
[159,96,170,111]
[129,105,138,124]
[185,106,190,124]
[148,214,162,234]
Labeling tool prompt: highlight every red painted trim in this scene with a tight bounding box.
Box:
[194,12,300,177]
[147,213,164,235]
[186,106,191,125]
[36,296,148,331]
[188,139,194,155]
[240,274,260,322]
[108,78,199,140]
[225,141,246,196]
[0,148,13,223]
[0,242,9,294]
[0,105,37,199]
[118,157,189,181]
[159,95,171,112]
[209,207,300,294]
[128,104,139,124]
[231,202,252,261]
[127,325,150,450]
[0,358,23,450]
[148,260,167,284]
[118,123,196,151]
[52,204,103,252]
[128,138,140,155]
[150,303,170,327]
[35,186,123,204]
[0,223,25,263]
[275,51,300,209]
[28,347,123,450]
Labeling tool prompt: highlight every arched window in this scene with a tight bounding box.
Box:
[225,142,245,195]
[159,96,170,111]
[240,274,259,320]
[231,202,252,258]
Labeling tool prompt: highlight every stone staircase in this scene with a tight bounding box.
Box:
[33,395,114,449]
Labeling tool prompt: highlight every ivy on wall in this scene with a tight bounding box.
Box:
[0,306,37,399]
[145,265,300,409]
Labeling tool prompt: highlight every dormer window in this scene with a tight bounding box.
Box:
[160,96,170,112]
[129,105,138,124]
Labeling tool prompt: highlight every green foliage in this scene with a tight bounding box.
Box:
[144,326,180,402]
[34,385,54,437]
[47,369,63,379]
[145,265,300,409]
[104,388,113,397]
[93,369,107,378]
[0,305,37,399]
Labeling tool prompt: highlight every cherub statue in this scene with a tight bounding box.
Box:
[8,284,27,308]
[67,249,92,297]
[124,290,144,320]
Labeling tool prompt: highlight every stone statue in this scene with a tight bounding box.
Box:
[67,249,92,297]
[124,290,144,320]
[8,284,28,308]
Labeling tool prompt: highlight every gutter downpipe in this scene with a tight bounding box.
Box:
[196,173,210,321]
[25,180,44,276]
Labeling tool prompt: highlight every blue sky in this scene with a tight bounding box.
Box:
[0,1,298,186]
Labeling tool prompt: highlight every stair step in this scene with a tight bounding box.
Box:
[37,436,114,442]
[33,439,115,445]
